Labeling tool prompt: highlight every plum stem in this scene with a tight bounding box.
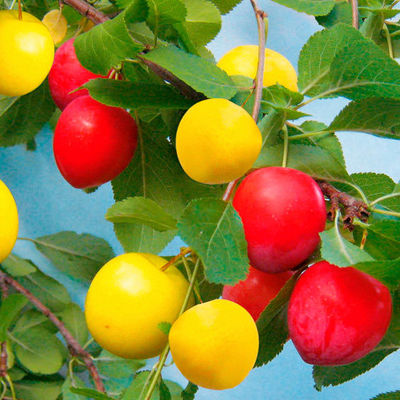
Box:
[143,258,201,400]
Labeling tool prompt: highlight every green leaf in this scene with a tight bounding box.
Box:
[177,199,249,285]
[327,39,400,100]
[298,24,363,96]
[0,294,28,341]
[10,326,65,375]
[70,387,114,399]
[181,382,198,400]
[256,272,300,366]
[316,1,352,28]
[353,259,400,288]
[197,264,223,302]
[74,1,147,75]
[0,81,55,147]
[105,197,177,231]
[16,270,71,312]
[158,321,172,335]
[261,85,307,119]
[371,392,400,400]
[254,143,349,181]
[12,310,57,334]
[1,254,36,276]
[57,303,88,346]
[8,366,26,382]
[353,226,400,260]
[111,130,182,253]
[360,12,384,42]
[289,122,346,166]
[14,379,63,400]
[257,110,286,147]
[210,0,242,14]
[320,227,374,266]
[176,0,221,47]
[329,98,400,139]
[62,376,88,400]
[146,0,187,31]
[122,371,159,400]
[165,381,184,400]
[270,0,334,16]
[313,349,396,390]
[262,84,304,107]
[351,173,397,204]
[84,79,194,109]
[160,379,172,400]
[32,231,114,283]
[95,349,145,379]
[142,46,237,99]
[366,220,400,243]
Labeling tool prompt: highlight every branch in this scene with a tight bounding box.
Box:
[249,0,267,120]
[0,278,8,378]
[0,273,105,393]
[350,0,359,29]
[62,0,109,24]
[317,181,370,230]
[222,0,267,202]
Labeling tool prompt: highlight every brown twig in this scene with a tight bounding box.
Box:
[0,273,105,393]
[317,181,370,230]
[222,0,267,202]
[350,0,359,29]
[0,277,9,378]
[249,0,267,120]
[62,0,109,24]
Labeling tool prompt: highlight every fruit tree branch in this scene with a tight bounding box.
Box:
[222,0,267,202]
[317,181,370,229]
[249,0,267,120]
[62,0,109,24]
[350,0,359,29]
[0,272,105,393]
[0,279,8,379]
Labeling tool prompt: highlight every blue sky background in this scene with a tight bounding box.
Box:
[1,0,400,398]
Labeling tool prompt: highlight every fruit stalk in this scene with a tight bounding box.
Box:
[0,272,106,393]
[143,258,201,400]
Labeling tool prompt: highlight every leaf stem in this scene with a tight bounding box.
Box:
[0,272,105,393]
[17,0,21,19]
[288,130,331,140]
[8,0,16,10]
[383,23,394,58]
[0,379,6,400]
[181,257,202,303]
[4,376,15,400]
[282,125,289,167]
[369,192,400,207]
[143,258,201,400]
[370,207,400,217]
